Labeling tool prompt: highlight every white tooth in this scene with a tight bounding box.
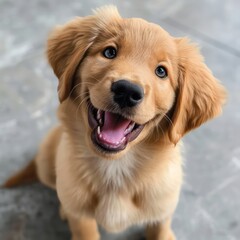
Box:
[124,122,135,135]
[121,137,126,143]
[97,110,101,120]
[99,133,102,138]
[97,126,101,135]
[99,118,103,125]
[130,122,135,129]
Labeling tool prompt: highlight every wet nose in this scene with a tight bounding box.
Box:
[111,80,144,108]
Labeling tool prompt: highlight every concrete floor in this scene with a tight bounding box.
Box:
[0,0,239,239]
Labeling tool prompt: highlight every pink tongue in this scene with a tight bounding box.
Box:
[101,112,132,144]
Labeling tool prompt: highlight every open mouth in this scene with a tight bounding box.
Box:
[88,102,144,153]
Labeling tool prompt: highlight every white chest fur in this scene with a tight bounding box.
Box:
[95,153,137,189]
[57,137,182,232]
[93,155,139,231]
[92,154,180,231]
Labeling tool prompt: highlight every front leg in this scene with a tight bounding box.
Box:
[146,217,176,240]
[67,215,100,240]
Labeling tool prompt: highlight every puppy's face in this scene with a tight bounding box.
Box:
[47,6,226,159]
[79,19,177,157]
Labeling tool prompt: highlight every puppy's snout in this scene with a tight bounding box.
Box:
[111,80,144,108]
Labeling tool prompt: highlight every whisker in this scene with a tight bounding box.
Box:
[67,80,96,99]
[70,81,96,96]
[75,95,89,121]
[63,81,95,112]
[157,124,165,137]
[162,113,174,128]
[68,82,83,98]
[63,90,88,113]
[89,76,102,84]
[72,91,88,104]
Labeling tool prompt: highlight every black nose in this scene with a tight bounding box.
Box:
[111,80,144,108]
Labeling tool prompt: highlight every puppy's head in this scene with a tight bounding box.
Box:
[47,6,226,159]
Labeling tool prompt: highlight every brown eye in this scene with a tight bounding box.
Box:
[155,66,168,79]
[102,46,117,59]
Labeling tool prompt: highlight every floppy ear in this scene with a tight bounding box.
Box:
[47,6,121,102]
[169,38,227,144]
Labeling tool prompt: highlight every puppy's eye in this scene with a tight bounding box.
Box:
[103,47,117,59]
[155,66,168,79]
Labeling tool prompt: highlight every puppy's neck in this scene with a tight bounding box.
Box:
[95,151,138,190]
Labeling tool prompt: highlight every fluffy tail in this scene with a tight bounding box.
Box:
[2,160,38,188]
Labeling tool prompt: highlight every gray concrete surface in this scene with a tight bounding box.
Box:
[0,0,239,239]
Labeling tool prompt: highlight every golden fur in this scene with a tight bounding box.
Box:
[4,6,226,240]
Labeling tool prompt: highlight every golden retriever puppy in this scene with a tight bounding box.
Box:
[4,6,226,240]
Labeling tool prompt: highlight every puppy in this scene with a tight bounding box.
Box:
[4,6,226,240]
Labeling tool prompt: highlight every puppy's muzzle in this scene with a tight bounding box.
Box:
[111,80,144,108]
[88,79,145,154]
